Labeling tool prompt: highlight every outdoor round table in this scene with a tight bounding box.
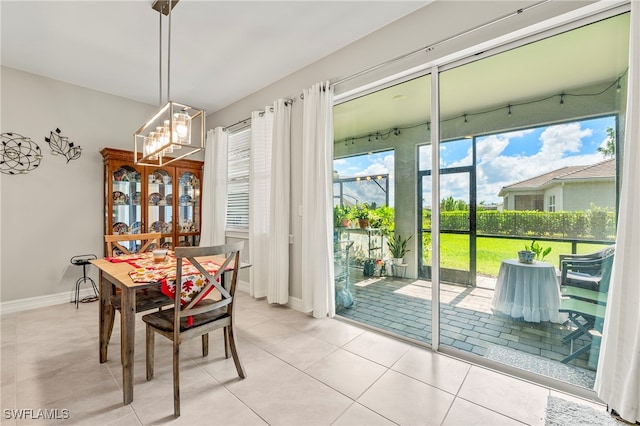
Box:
[490,259,563,323]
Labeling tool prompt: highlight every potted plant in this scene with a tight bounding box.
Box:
[334,205,351,228]
[353,203,370,229]
[387,234,412,265]
[519,240,551,263]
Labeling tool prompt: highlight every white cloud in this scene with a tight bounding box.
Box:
[538,122,591,158]
[474,122,604,203]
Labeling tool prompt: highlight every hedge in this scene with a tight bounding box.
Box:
[422,209,616,240]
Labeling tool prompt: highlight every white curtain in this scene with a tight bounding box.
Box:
[595,3,640,423]
[248,100,291,303]
[200,127,228,247]
[301,81,335,318]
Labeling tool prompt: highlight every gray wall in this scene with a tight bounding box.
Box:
[0,66,157,303]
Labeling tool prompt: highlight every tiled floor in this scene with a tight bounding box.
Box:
[1,291,607,425]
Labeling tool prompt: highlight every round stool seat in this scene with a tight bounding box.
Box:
[70,254,98,308]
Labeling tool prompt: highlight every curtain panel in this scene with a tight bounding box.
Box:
[248,101,291,303]
[301,81,336,318]
[200,127,228,247]
[595,2,640,423]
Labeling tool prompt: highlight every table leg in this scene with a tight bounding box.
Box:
[120,287,136,405]
[99,273,114,363]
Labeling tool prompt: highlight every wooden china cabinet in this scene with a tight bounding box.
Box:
[100,148,203,255]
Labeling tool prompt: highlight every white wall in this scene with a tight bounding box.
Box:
[205,0,594,302]
[0,66,157,303]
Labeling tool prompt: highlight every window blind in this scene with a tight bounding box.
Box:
[226,128,251,230]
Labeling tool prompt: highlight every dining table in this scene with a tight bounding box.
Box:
[490,259,564,323]
[91,251,248,405]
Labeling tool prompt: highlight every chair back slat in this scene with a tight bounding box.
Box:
[172,241,244,321]
[105,232,161,256]
[560,248,615,295]
[179,298,231,318]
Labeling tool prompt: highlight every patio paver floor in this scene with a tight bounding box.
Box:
[336,272,596,388]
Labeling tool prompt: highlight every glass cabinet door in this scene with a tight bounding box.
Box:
[177,170,201,247]
[147,168,173,249]
[112,165,142,236]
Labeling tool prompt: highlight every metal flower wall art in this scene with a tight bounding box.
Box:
[45,128,82,163]
[0,132,43,175]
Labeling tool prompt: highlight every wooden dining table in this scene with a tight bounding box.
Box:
[91,253,248,405]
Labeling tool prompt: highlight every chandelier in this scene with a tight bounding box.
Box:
[134,0,204,166]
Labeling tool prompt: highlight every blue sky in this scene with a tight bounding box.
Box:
[334,115,616,207]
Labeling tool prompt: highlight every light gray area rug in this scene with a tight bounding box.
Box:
[546,396,617,426]
[484,345,596,389]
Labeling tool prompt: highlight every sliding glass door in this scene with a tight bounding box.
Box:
[435,11,627,386]
[333,8,629,392]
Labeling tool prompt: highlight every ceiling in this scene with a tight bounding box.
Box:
[333,11,630,142]
[1,1,430,114]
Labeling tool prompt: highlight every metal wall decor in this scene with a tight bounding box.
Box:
[0,132,43,175]
[45,128,82,162]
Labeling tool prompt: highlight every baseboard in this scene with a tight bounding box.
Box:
[286,296,305,312]
[0,287,98,316]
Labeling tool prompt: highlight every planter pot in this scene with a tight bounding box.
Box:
[392,257,404,266]
[518,250,535,264]
[363,259,375,276]
[358,219,369,229]
[340,219,351,228]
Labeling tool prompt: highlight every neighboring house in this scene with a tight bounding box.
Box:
[498,159,615,212]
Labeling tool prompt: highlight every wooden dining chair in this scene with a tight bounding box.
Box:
[105,232,161,257]
[142,242,245,418]
[103,232,174,345]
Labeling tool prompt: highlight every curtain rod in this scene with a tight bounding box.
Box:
[331,0,550,87]
[222,99,294,131]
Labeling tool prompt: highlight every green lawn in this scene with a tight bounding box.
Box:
[423,234,611,277]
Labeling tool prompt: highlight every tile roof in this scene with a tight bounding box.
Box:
[500,159,615,192]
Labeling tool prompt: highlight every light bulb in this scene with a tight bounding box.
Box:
[173,112,191,144]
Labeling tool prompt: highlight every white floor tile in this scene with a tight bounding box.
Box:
[391,347,471,395]
[0,293,590,425]
[442,397,525,425]
[332,402,396,425]
[342,331,411,367]
[457,366,549,425]
[248,370,353,425]
[305,348,387,399]
[358,369,455,425]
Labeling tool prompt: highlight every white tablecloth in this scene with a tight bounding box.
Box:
[491,259,563,323]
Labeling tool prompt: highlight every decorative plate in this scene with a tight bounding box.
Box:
[113,168,129,182]
[150,221,165,233]
[179,194,192,205]
[113,191,129,205]
[113,222,129,235]
[149,192,164,206]
[130,221,141,234]
[165,194,173,205]
[151,170,168,184]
